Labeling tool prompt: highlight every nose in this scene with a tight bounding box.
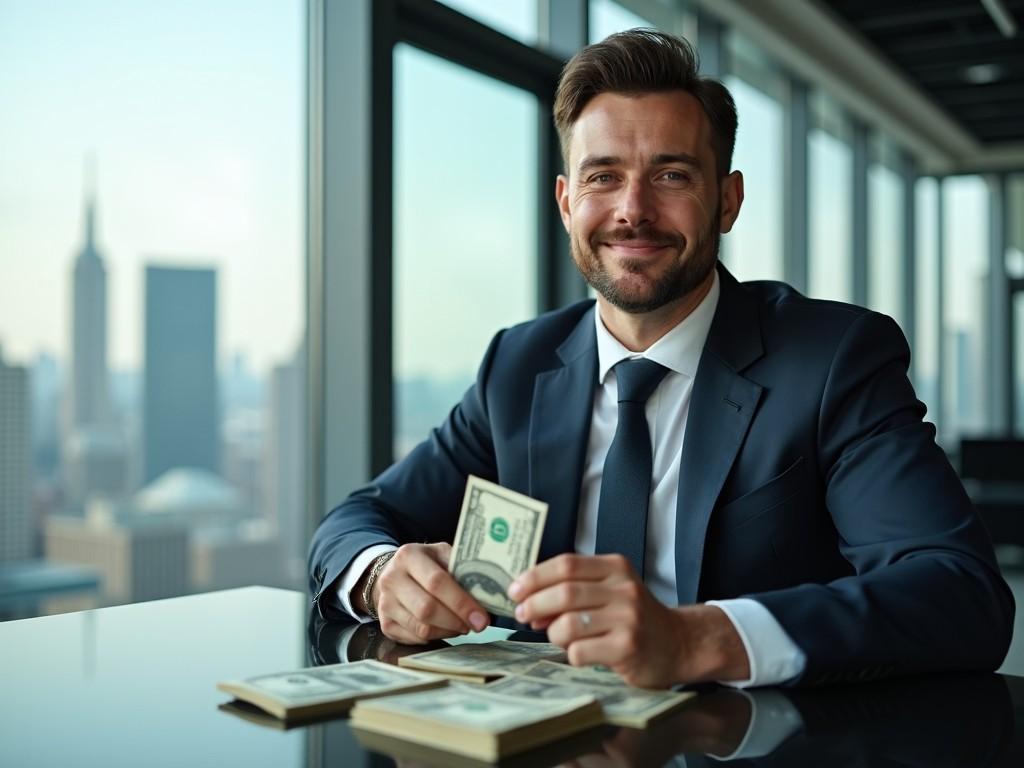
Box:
[615,177,658,228]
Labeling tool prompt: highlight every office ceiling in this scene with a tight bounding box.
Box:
[824,0,1024,145]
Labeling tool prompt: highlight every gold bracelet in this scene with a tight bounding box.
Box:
[362,551,397,621]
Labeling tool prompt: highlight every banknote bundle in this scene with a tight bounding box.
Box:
[350,682,604,761]
[448,475,548,617]
[216,659,445,721]
[398,640,568,683]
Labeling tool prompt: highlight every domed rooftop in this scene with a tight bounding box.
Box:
[134,467,243,521]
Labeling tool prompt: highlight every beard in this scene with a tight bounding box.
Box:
[571,208,721,314]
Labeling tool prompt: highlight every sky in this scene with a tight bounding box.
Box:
[0,0,304,373]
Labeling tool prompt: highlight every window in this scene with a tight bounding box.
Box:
[589,0,653,42]
[914,177,940,426]
[942,176,991,443]
[0,0,306,614]
[439,0,538,46]
[392,45,538,459]
[808,91,854,303]
[867,135,906,330]
[722,32,785,283]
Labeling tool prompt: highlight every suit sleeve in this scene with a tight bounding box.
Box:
[750,311,1015,685]
[307,330,505,618]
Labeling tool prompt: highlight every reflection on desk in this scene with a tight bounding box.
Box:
[1,587,1021,768]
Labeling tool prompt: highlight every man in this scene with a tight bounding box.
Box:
[309,30,1013,688]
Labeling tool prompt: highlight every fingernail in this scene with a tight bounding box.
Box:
[469,612,487,631]
[508,581,521,599]
[515,604,526,621]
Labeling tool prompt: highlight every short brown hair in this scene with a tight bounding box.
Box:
[553,29,737,178]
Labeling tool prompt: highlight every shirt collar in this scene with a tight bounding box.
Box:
[594,268,720,384]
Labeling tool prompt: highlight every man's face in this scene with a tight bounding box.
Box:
[556,91,742,314]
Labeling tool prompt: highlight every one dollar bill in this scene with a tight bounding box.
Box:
[449,475,548,617]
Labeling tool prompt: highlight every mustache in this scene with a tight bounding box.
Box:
[591,225,684,249]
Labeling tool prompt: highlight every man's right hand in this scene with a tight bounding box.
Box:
[355,542,490,644]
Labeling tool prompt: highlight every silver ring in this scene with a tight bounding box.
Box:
[580,611,592,628]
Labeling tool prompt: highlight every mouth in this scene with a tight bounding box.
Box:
[602,241,674,256]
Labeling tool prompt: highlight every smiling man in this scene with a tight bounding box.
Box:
[309,30,1013,688]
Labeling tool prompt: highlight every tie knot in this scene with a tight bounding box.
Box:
[614,358,669,404]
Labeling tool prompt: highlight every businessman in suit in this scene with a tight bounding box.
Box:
[308,30,1013,688]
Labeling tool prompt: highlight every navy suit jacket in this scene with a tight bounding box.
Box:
[309,263,1014,685]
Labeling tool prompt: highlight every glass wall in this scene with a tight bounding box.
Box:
[867,135,906,330]
[914,177,940,426]
[589,0,654,42]
[0,0,306,617]
[392,44,538,459]
[808,91,854,303]
[722,32,785,282]
[1007,175,1024,435]
[438,0,538,46]
[941,176,991,444]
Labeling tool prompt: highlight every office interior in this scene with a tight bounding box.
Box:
[1,0,1023,673]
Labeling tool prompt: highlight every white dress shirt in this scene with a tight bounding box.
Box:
[337,270,805,686]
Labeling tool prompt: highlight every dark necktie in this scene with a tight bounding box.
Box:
[595,358,670,577]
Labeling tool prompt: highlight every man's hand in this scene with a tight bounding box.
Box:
[356,542,490,645]
[508,553,750,688]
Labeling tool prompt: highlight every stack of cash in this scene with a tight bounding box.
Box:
[350,682,604,761]
[398,640,568,683]
[215,660,445,721]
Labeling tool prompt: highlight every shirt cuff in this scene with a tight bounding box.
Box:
[705,598,806,688]
[335,544,399,622]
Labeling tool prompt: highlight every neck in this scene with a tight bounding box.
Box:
[597,269,715,352]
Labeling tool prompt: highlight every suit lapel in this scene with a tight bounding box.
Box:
[529,307,598,562]
[675,265,765,604]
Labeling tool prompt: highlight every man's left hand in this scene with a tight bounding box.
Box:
[508,553,750,688]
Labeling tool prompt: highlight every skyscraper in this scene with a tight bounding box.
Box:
[0,345,32,562]
[267,341,305,585]
[143,266,219,484]
[68,190,109,430]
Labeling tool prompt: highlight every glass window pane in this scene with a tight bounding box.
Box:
[914,177,940,427]
[393,45,538,460]
[589,0,653,42]
[0,0,306,616]
[439,0,538,46]
[867,137,905,330]
[1007,174,1024,434]
[808,91,853,303]
[723,33,785,283]
[942,176,990,443]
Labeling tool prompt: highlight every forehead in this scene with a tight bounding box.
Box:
[568,90,713,169]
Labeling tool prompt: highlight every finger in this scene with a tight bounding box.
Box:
[407,549,490,632]
[546,608,606,647]
[565,635,619,669]
[379,589,463,644]
[394,571,471,635]
[509,553,630,602]
[424,541,453,566]
[515,580,608,624]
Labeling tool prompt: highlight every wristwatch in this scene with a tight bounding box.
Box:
[361,551,397,620]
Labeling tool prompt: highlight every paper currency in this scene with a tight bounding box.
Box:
[351,682,603,760]
[216,659,446,720]
[399,640,567,680]
[495,661,696,728]
[448,475,548,617]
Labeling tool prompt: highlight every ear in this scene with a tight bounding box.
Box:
[718,170,744,233]
[555,174,571,234]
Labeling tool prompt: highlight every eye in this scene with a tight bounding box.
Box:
[660,170,690,183]
[589,172,615,184]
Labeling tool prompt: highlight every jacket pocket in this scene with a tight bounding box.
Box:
[715,456,808,529]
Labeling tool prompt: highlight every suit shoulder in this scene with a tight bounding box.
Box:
[497,299,595,354]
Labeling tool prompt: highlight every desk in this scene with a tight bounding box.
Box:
[2,586,1023,767]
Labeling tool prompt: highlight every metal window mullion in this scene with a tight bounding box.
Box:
[903,152,916,362]
[784,78,809,293]
[936,177,947,441]
[851,121,869,306]
[988,173,1009,433]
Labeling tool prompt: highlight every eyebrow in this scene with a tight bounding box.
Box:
[576,152,702,175]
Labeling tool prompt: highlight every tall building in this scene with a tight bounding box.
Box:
[68,190,109,430]
[0,346,33,562]
[143,266,219,483]
[267,341,305,585]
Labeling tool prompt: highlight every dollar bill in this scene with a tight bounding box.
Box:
[491,661,696,728]
[448,475,548,617]
[399,640,567,680]
[216,659,446,720]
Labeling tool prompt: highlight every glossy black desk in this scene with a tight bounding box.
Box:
[2,586,1022,767]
